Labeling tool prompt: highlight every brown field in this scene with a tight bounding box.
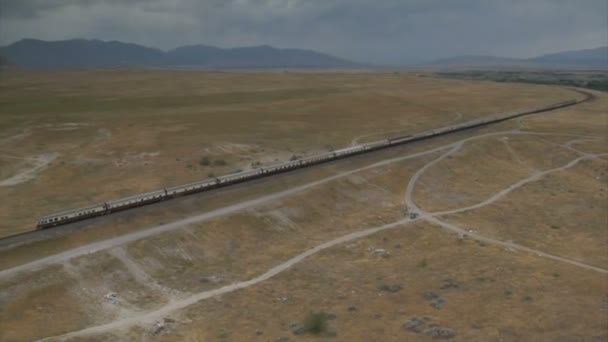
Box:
[0,70,606,342]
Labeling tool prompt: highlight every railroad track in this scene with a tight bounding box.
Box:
[0,88,594,246]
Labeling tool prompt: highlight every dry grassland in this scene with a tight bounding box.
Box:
[0,73,605,342]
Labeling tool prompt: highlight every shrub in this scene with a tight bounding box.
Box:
[379,284,402,293]
[303,311,328,335]
[418,259,427,268]
[214,159,227,166]
[199,156,210,166]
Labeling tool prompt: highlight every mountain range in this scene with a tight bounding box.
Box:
[0,39,605,69]
[428,46,607,68]
[0,39,358,69]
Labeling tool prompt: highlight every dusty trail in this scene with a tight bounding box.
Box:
[38,218,414,341]
[0,152,59,187]
[425,217,608,274]
[500,138,531,169]
[404,143,462,213]
[430,153,608,216]
[108,248,185,299]
[37,130,607,341]
[403,137,608,274]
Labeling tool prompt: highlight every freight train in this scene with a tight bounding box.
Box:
[36,97,582,229]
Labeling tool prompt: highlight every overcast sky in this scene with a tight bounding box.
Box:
[0,0,606,64]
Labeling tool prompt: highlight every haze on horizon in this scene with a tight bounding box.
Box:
[0,0,606,65]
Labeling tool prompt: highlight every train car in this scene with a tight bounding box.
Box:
[218,169,262,184]
[363,139,390,150]
[333,146,363,157]
[261,160,302,175]
[388,135,414,145]
[37,203,107,229]
[106,189,167,212]
[299,152,332,166]
[167,179,217,197]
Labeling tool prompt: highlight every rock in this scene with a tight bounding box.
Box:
[373,313,382,319]
[403,316,426,333]
[255,329,263,336]
[470,322,482,330]
[275,337,289,342]
[289,322,305,335]
[163,317,175,324]
[347,305,358,312]
[422,290,444,309]
[423,290,441,300]
[379,284,402,293]
[326,312,337,320]
[153,322,165,335]
[424,326,456,339]
[440,279,462,289]
[430,298,444,309]
[104,292,118,304]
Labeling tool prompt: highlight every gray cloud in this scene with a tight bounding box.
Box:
[0,0,606,64]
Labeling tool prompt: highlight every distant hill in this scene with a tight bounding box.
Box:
[530,46,607,67]
[164,44,356,68]
[427,55,527,67]
[428,46,607,68]
[0,39,164,68]
[0,39,359,69]
[0,55,10,66]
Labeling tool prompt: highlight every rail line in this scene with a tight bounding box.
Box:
[1,89,593,245]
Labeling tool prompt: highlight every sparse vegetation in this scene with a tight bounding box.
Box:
[302,311,329,335]
[214,159,228,166]
[199,156,211,166]
[435,70,608,92]
[379,283,402,293]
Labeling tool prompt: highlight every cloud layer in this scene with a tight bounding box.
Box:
[1,0,606,64]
